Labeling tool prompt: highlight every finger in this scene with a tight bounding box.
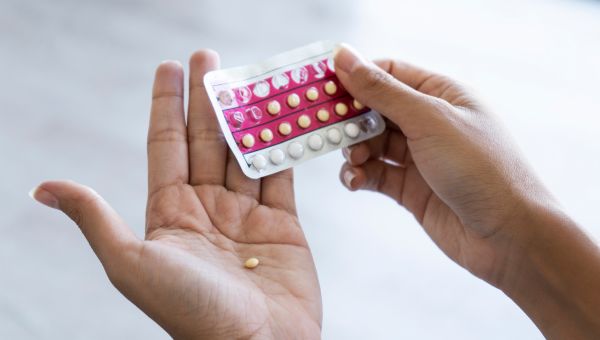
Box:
[225,151,260,199]
[148,61,187,197]
[340,161,432,222]
[261,169,296,215]
[343,129,408,166]
[340,161,404,201]
[30,181,141,273]
[334,44,446,139]
[187,50,227,186]
[373,59,439,92]
[374,59,477,108]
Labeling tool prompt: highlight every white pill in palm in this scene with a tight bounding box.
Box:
[308,134,324,151]
[288,142,304,159]
[344,122,360,138]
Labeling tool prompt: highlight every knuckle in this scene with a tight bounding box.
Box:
[187,127,224,144]
[62,193,102,228]
[147,127,186,146]
[360,67,394,92]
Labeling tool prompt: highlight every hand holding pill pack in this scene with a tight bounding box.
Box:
[204,41,386,179]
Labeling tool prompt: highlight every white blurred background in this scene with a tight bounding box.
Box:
[1,0,599,338]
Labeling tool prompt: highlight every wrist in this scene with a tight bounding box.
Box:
[496,198,600,338]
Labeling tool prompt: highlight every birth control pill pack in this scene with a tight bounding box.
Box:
[204,41,386,179]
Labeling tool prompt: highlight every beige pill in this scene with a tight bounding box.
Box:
[241,134,255,148]
[267,100,281,115]
[324,80,337,95]
[352,99,365,110]
[278,122,292,136]
[260,128,273,142]
[316,108,330,122]
[305,87,319,101]
[244,257,260,269]
[287,93,301,108]
[297,114,311,129]
[335,102,349,116]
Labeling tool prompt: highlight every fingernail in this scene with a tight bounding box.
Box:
[343,169,356,189]
[342,147,352,160]
[333,43,367,74]
[160,60,183,67]
[29,186,59,209]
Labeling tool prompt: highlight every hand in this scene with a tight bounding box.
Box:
[333,44,600,338]
[333,44,555,285]
[31,51,322,339]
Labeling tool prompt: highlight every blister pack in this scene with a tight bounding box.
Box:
[204,41,386,179]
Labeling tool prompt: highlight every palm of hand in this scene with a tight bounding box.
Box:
[131,183,320,339]
[40,51,321,340]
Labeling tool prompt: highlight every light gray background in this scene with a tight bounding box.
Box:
[1,0,599,339]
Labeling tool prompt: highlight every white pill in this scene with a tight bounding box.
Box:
[308,134,324,151]
[344,122,360,138]
[269,148,286,165]
[252,154,267,170]
[327,128,342,144]
[288,142,304,159]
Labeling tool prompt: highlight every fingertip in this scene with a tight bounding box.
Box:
[29,184,59,209]
[153,60,184,96]
[348,143,370,165]
[340,164,364,191]
[156,60,184,76]
[190,49,220,69]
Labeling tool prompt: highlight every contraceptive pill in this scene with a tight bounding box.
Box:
[252,155,267,170]
[288,142,304,159]
[297,114,311,129]
[308,134,324,150]
[352,99,365,110]
[244,257,260,269]
[335,102,349,116]
[270,148,286,165]
[204,41,386,178]
[260,128,273,142]
[267,100,281,115]
[327,128,342,144]
[287,93,301,108]
[344,122,360,138]
[316,108,330,122]
[278,122,292,136]
[241,134,255,148]
[306,87,319,101]
[324,80,337,95]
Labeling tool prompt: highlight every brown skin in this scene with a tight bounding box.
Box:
[334,44,600,339]
[31,44,600,339]
[31,52,321,339]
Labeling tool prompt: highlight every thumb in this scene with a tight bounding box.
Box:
[333,44,443,138]
[30,180,140,269]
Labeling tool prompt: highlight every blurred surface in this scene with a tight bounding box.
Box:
[1,0,599,339]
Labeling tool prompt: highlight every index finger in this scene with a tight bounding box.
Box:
[187,50,227,186]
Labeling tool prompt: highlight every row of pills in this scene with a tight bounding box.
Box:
[266,80,338,114]
[239,99,365,148]
[250,118,373,170]
[227,80,344,129]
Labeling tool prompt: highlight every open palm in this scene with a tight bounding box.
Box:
[34,51,322,339]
